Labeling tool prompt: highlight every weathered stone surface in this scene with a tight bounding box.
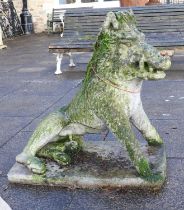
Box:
[15,11,171,180]
[8,141,166,190]
[1,33,184,209]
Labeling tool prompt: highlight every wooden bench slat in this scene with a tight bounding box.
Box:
[49,37,184,49]
[49,6,184,75]
[64,23,184,29]
[49,5,184,60]
[49,40,95,48]
[64,4,184,14]
[65,11,184,17]
[63,27,184,33]
[65,7,184,15]
[65,15,184,22]
[49,41,184,53]
[64,13,184,24]
[64,12,184,18]
[49,47,93,53]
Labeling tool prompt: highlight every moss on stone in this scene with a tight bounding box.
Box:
[37,136,83,166]
[143,173,165,183]
[17,10,170,179]
[138,158,152,177]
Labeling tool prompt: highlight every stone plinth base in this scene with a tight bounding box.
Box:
[8,141,166,190]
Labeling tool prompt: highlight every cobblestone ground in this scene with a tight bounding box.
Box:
[0,34,184,210]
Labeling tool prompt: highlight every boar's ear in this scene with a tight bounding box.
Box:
[115,10,136,26]
[127,10,136,24]
[103,12,119,30]
[127,9,134,16]
[123,10,136,25]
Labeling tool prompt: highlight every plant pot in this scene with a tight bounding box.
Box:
[145,0,161,5]
[120,0,148,7]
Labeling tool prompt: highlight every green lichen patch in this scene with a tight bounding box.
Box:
[143,173,165,183]
[9,141,166,189]
[138,158,152,177]
[15,10,170,181]
[37,136,83,166]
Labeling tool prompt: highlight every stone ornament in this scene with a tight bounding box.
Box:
[9,10,171,189]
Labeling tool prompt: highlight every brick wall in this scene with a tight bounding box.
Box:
[13,0,54,33]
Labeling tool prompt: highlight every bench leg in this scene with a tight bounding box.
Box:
[67,52,76,67]
[55,53,63,75]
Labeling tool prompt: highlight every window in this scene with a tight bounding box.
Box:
[59,0,76,4]
[81,0,98,3]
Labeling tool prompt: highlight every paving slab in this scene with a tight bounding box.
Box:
[141,81,184,120]
[0,94,60,117]
[0,87,20,99]
[0,80,27,99]
[150,120,184,158]
[142,80,184,99]
[0,64,23,73]
[14,79,81,97]
[0,66,57,81]
[0,132,32,176]
[0,63,86,83]
[0,177,74,210]
[143,100,184,120]
[23,85,81,132]
[1,34,184,210]
[0,117,33,147]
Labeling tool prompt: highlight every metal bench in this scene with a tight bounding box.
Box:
[49,4,184,74]
[47,7,92,35]
[47,8,66,35]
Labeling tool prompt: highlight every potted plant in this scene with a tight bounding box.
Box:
[120,0,148,7]
[146,0,161,5]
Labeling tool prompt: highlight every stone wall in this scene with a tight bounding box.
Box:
[13,0,22,15]
[13,0,54,33]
